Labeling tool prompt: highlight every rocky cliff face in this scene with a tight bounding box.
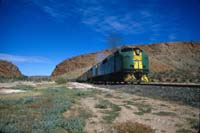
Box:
[0,60,23,78]
[52,42,200,82]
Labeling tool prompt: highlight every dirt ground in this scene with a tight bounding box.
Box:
[65,82,199,133]
[0,81,199,133]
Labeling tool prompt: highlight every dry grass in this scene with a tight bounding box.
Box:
[113,121,155,133]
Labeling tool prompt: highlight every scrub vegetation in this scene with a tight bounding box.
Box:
[0,82,198,133]
[123,100,152,115]
[55,77,67,84]
[95,100,121,123]
[12,85,34,90]
[0,86,93,132]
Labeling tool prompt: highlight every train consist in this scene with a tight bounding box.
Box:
[77,47,149,83]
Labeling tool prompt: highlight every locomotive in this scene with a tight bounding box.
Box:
[77,47,149,83]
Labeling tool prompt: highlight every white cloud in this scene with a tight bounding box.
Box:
[168,34,176,40]
[31,0,156,34]
[0,53,50,63]
[43,6,58,18]
[31,0,178,37]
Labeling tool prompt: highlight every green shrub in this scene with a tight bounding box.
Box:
[55,77,67,84]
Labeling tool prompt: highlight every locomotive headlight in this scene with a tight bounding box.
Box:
[135,49,140,55]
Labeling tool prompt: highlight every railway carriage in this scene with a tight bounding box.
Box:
[77,47,149,83]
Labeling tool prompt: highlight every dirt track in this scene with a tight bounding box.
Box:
[66,82,199,133]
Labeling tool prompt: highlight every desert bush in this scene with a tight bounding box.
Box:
[113,121,155,133]
[55,77,67,84]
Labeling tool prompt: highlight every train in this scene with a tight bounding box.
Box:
[77,47,149,84]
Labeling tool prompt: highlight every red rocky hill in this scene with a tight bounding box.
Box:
[0,60,23,78]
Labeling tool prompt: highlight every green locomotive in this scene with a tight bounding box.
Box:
[78,47,149,83]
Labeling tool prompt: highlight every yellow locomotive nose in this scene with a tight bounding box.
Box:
[133,49,149,83]
[133,50,143,70]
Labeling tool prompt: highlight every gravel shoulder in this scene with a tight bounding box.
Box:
[95,84,200,107]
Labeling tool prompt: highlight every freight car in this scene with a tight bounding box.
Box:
[77,47,149,83]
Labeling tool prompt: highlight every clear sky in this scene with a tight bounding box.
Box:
[0,0,200,76]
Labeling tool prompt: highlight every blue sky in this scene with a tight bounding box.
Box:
[0,0,200,76]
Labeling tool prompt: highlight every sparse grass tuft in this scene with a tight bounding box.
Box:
[95,100,110,109]
[96,100,121,123]
[78,108,93,119]
[102,110,119,123]
[123,100,152,115]
[113,121,155,133]
[153,111,177,116]
[127,101,152,115]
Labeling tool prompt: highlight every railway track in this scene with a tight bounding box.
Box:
[92,81,200,88]
[139,82,200,88]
